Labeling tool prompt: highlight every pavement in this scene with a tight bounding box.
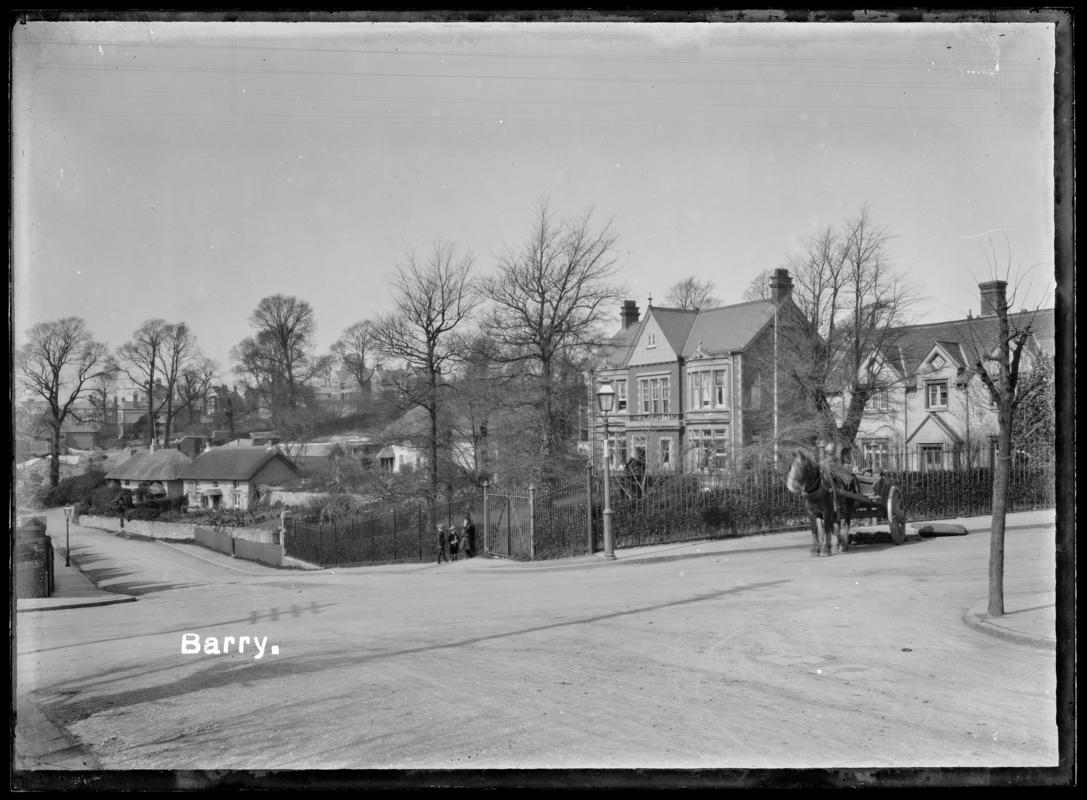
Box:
[16,509,1059,651]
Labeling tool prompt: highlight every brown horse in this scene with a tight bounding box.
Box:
[786,449,858,556]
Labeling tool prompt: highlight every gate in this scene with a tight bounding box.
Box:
[484,491,532,560]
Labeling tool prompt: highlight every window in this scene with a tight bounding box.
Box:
[688,428,730,472]
[688,369,729,410]
[749,371,763,410]
[659,437,673,470]
[638,376,670,414]
[605,432,627,470]
[871,387,890,411]
[926,380,949,410]
[646,333,657,348]
[859,438,890,471]
[615,380,628,412]
[714,370,727,406]
[920,444,945,471]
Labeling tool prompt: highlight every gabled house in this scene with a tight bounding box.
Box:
[104,445,195,502]
[369,405,475,475]
[180,447,301,511]
[595,268,806,473]
[844,280,1056,471]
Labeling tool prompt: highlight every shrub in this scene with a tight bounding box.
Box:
[125,506,160,521]
[43,469,107,508]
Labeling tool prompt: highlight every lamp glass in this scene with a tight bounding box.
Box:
[596,383,615,414]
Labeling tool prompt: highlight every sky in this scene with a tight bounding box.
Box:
[12,14,1060,380]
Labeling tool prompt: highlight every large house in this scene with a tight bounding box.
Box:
[843,280,1056,472]
[594,268,805,474]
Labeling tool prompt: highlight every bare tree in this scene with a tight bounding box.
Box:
[117,319,170,446]
[742,268,774,302]
[176,357,219,429]
[157,322,201,445]
[232,294,330,434]
[481,199,622,484]
[958,243,1054,617]
[665,276,721,310]
[370,241,481,502]
[17,317,115,488]
[777,204,918,452]
[331,320,376,408]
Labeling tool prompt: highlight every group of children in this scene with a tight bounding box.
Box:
[436,512,477,564]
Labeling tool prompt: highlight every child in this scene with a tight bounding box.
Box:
[448,527,460,562]
[436,525,449,564]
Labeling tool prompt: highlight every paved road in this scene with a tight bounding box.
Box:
[15,509,1060,776]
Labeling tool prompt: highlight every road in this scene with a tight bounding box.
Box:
[15,508,1059,773]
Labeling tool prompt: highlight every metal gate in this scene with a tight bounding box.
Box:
[484,492,533,560]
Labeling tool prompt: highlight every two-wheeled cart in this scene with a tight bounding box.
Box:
[839,470,909,545]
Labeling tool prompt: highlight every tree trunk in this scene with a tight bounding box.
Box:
[987,407,1013,616]
[49,423,63,489]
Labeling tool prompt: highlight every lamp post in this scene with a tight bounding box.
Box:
[596,381,616,560]
[63,505,73,567]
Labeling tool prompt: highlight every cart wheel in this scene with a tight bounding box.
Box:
[887,485,906,545]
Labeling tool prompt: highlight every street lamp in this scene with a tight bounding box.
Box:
[63,505,73,567]
[596,382,616,560]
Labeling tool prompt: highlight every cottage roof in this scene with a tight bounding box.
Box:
[180,447,299,481]
[105,448,194,482]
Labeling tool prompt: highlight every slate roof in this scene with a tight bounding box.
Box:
[874,308,1056,380]
[603,299,780,366]
[105,448,194,482]
[180,447,299,481]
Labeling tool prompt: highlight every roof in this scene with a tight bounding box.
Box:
[105,448,194,482]
[180,447,299,481]
[603,299,781,367]
[876,308,1056,379]
[679,300,778,357]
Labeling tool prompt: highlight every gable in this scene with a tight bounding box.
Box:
[906,413,964,446]
[628,314,678,365]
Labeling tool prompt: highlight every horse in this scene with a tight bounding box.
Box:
[785,449,858,556]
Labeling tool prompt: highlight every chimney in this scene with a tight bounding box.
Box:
[978,280,1007,316]
[769,268,793,303]
[620,299,641,329]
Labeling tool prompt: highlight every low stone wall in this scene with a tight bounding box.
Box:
[79,514,277,544]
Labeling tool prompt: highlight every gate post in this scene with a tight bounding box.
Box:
[482,480,490,553]
[585,462,594,555]
[528,484,536,561]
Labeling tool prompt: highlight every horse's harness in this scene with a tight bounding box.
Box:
[802,463,844,518]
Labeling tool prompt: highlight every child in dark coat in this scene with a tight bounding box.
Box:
[436,525,449,564]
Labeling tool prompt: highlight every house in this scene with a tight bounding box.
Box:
[370,405,475,475]
[14,398,104,458]
[844,280,1056,472]
[104,445,194,502]
[594,268,806,473]
[180,447,301,512]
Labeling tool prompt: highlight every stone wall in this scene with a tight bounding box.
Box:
[79,514,277,544]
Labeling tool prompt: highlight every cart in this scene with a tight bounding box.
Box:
[838,470,909,545]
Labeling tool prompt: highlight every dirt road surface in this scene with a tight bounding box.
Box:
[15,511,1059,777]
